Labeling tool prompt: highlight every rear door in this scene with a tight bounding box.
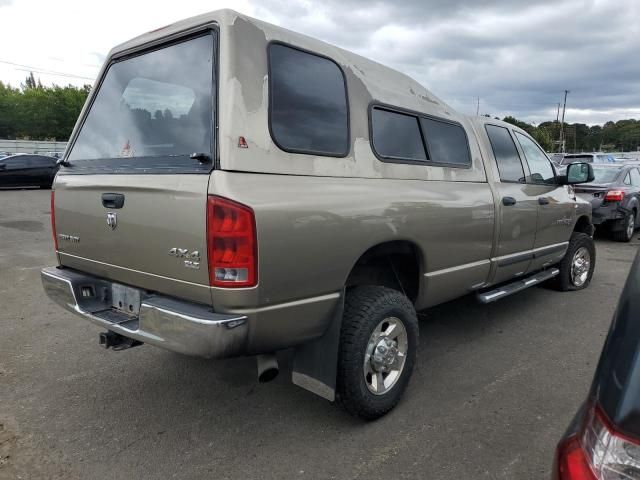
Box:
[54,31,216,305]
[512,131,576,271]
[484,124,538,283]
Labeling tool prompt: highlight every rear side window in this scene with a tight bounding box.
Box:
[485,125,525,183]
[67,34,215,172]
[371,108,426,161]
[420,118,471,166]
[630,168,640,186]
[268,44,349,157]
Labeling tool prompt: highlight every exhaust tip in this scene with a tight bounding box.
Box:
[257,354,279,383]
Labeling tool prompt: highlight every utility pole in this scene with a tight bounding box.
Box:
[558,90,569,153]
[476,97,480,116]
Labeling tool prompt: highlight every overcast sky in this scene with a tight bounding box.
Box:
[1,0,638,125]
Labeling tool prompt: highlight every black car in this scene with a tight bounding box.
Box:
[553,251,640,479]
[574,164,640,242]
[0,154,59,188]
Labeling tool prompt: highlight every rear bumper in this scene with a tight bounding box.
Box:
[592,204,626,226]
[41,266,248,359]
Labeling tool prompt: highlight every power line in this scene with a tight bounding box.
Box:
[0,59,95,81]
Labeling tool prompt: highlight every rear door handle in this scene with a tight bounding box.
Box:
[102,193,125,209]
[502,196,517,206]
[538,197,550,205]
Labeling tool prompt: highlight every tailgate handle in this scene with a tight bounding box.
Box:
[101,193,125,209]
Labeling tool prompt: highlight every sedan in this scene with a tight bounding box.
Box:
[0,154,60,189]
[553,250,640,479]
[561,153,617,165]
[574,164,640,242]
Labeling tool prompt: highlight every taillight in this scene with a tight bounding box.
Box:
[555,403,640,479]
[51,190,58,251]
[555,436,596,479]
[206,195,257,288]
[604,190,625,202]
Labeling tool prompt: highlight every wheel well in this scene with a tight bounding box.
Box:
[574,215,594,236]
[345,241,422,303]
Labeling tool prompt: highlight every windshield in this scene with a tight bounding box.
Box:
[67,34,214,167]
[591,167,622,183]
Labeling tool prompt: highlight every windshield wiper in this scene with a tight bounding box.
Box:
[190,152,211,163]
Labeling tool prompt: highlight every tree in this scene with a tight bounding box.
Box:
[0,74,91,141]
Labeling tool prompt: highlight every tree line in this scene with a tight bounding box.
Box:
[0,73,639,154]
[501,115,640,153]
[0,73,90,141]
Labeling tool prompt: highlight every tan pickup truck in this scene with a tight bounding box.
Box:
[42,10,596,419]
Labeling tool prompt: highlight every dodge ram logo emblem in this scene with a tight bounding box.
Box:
[106,212,118,230]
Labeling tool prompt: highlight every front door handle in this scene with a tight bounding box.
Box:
[502,196,517,206]
[538,197,550,205]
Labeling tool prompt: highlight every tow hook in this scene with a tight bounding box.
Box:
[99,331,143,351]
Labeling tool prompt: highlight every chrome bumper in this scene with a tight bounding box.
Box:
[41,266,248,359]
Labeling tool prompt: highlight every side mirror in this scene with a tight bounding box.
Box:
[558,162,594,185]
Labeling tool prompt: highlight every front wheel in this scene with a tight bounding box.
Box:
[549,232,596,291]
[337,286,418,420]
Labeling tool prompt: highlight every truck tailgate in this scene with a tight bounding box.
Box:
[54,174,212,304]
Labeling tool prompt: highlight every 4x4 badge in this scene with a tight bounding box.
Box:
[106,212,117,230]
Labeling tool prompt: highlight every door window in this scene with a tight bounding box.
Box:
[514,132,555,185]
[485,125,525,183]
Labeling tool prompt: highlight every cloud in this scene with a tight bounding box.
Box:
[0,0,637,124]
[253,0,640,125]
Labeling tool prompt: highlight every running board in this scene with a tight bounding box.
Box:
[477,268,559,304]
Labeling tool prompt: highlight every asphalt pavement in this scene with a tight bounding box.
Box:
[1,188,637,479]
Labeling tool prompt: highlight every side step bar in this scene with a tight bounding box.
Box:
[477,268,559,304]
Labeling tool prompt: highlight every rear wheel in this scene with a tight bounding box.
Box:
[337,286,418,420]
[612,211,636,242]
[549,232,596,291]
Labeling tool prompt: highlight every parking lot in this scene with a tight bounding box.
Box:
[0,188,637,480]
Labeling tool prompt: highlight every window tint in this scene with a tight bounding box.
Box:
[68,34,214,163]
[371,108,426,161]
[269,44,349,156]
[630,168,640,186]
[420,118,470,166]
[514,132,555,184]
[485,125,525,182]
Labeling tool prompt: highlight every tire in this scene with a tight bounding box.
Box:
[549,232,596,291]
[612,210,636,242]
[337,286,418,420]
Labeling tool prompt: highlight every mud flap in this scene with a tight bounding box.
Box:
[291,291,344,401]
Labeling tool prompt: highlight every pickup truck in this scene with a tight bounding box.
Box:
[41,10,596,419]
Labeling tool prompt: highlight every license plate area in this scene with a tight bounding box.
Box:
[111,283,141,316]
